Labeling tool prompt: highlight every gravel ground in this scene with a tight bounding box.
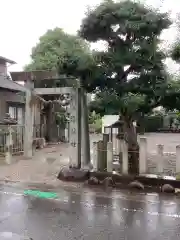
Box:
[0,133,179,183]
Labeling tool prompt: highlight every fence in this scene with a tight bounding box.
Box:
[33,124,45,138]
[140,137,180,176]
[0,125,24,156]
[0,124,45,157]
[91,135,180,177]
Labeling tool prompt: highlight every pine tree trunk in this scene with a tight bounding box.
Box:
[122,115,139,175]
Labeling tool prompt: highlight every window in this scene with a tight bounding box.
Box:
[8,105,24,124]
[17,107,23,124]
[8,106,17,119]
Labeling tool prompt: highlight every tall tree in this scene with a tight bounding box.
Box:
[70,0,172,174]
[165,14,180,111]
[25,28,93,142]
[25,27,91,72]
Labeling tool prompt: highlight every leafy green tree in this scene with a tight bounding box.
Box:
[165,13,180,112]
[24,27,94,89]
[72,0,173,174]
[25,27,91,72]
[24,1,180,173]
[25,28,93,142]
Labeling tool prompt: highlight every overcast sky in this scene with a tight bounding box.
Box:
[1,0,180,73]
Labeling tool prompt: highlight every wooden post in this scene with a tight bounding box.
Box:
[77,87,82,168]
[92,142,98,171]
[117,139,121,155]
[139,137,147,174]
[107,141,113,172]
[97,140,104,171]
[24,79,34,158]
[110,127,113,142]
[81,89,91,168]
[157,144,164,174]
[102,133,109,171]
[5,126,13,164]
[176,145,180,173]
[122,140,128,174]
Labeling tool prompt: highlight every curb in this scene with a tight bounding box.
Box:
[1,174,180,196]
[89,172,180,188]
[0,179,84,191]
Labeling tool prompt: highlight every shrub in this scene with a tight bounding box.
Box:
[88,111,102,133]
[94,118,102,133]
[89,118,102,133]
[137,114,164,133]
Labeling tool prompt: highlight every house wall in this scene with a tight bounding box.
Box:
[0,88,42,127]
[0,58,41,125]
[0,89,25,103]
[0,60,7,76]
[0,96,6,120]
[0,65,7,75]
[0,88,25,121]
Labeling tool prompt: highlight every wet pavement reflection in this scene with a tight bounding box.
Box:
[0,185,180,239]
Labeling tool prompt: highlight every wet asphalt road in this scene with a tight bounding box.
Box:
[0,184,180,239]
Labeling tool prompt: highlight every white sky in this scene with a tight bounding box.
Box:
[1,0,180,73]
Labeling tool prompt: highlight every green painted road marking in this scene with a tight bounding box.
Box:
[24,190,58,199]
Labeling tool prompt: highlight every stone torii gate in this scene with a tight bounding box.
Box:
[10,70,91,170]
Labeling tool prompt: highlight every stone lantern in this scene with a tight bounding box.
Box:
[108,118,124,141]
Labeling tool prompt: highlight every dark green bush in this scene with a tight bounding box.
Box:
[137,115,164,133]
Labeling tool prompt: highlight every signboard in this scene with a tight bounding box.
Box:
[68,89,78,166]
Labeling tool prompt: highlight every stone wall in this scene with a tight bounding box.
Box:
[91,135,180,176]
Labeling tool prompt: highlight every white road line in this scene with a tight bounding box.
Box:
[1,190,180,219]
[0,190,177,205]
[78,201,180,219]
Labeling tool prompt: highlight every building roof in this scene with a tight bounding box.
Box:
[107,119,124,128]
[0,75,27,92]
[10,70,58,82]
[0,56,16,64]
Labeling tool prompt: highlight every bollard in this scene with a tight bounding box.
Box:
[157,144,164,174]
[107,142,113,172]
[97,140,104,171]
[102,133,109,171]
[92,142,98,171]
[139,137,147,174]
[5,126,13,164]
[122,140,128,174]
[176,145,180,173]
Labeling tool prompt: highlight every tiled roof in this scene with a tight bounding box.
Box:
[0,75,27,92]
[0,56,16,64]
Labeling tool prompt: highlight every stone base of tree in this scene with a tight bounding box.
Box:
[128,180,144,190]
[57,167,90,181]
[57,168,180,194]
[85,176,115,187]
[86,176,100,185]
[161,184,175,193]
[102,177,114,187]
[87,172,180,194]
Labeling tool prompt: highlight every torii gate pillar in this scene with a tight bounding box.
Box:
[24,79,34,158]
